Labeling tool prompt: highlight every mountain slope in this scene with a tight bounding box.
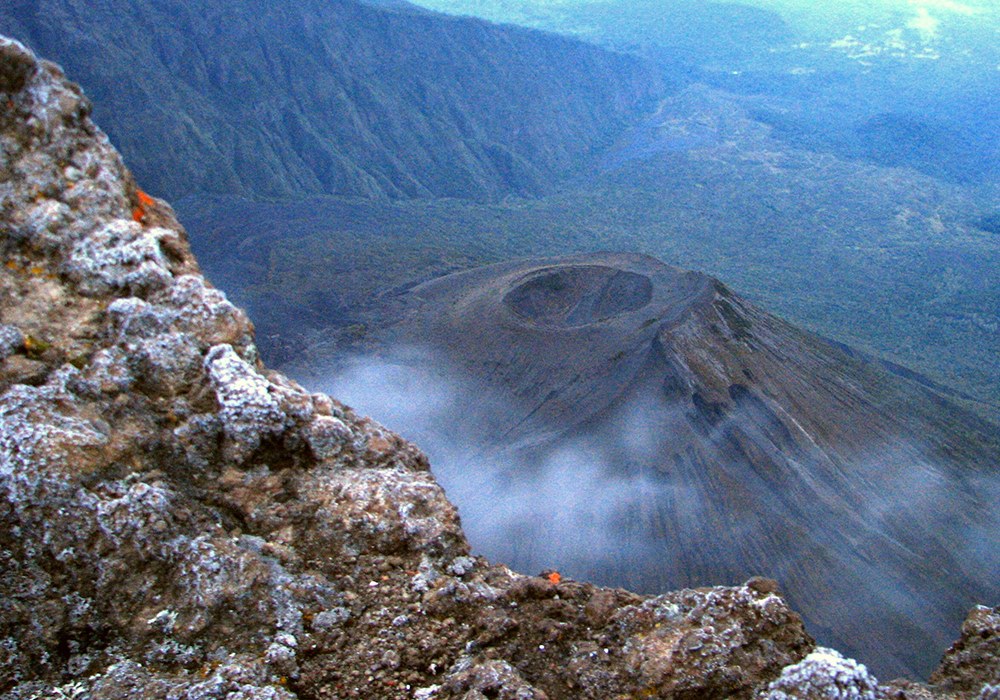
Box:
[0,0,661,201]
[4,34,998,699]
[0,34,856,700]
[326,252,1000,679]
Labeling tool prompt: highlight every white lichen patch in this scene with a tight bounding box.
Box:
[204,344,285,462]
[0,379,107,496]
[0,325,24,359]
[65,221,173,295]
[764,648,883,700]
[310,465,463,558]
[165,534,271,634]
[163,275,252,351]
[129,332,202,396]
[105,297,168,341]
[95,481,175,545]
[305,414,353,462]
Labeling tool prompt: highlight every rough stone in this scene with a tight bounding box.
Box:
[435,658,549,699]
[204,343,286,462]
[931,606,1000,697]
[0,324,23,359]
[0,38,37,94]
[762,648,884,699]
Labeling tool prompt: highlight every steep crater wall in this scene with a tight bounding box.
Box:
[504,265,654,327]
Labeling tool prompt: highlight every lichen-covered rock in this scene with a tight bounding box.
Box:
[205,343,286,462]
[762,648,883,699]
[1,658,299,700]
[0,368,109,494]
[882,679,950,700]
[0,36,463,697]
[65,219,174,295]
[0,324,23,359]
[305,414,354,462]
[930,606,1000,698]
[0,37,36,93]
[618,584,815,698]
[434,658,550,699]
[0,33,991,700]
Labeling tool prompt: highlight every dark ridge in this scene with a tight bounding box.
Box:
[0,0,661,201]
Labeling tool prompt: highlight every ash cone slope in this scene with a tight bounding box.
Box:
[360,252,1000,680]
[396,253,715,446]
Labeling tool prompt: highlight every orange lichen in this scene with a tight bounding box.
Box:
[23,335,51,357]
[136,188,155,207]
[547,571,562,585]
[132,188,155,223]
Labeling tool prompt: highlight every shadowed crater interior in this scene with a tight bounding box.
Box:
[504,265,653,327]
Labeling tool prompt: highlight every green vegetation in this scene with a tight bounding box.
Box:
[1,0,659,202]
[181,144,1000,413]
[6,0,996,416]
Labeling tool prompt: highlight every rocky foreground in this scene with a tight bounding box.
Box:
[0,37,997,700]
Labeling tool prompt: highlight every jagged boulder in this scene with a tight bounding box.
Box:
[0,35,464,697]
[761,648,883,700]
[930,606,1000,698]
[0,35,994,700]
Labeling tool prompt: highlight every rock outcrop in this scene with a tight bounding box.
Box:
[930,606,1000,697]
[0,36,996,700]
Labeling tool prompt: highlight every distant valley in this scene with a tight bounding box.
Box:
[177,83,1000,413]
[5,0,998,683]
[409,0,1000,187]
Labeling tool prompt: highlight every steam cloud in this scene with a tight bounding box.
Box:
[318,347,682,585]
[317,346,998,588]
[314,344,1000,679]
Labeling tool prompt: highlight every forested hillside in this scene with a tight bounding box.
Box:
[0,0,661,200]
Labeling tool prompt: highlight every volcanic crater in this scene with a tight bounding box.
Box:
[503,264,654,327]
[361,252,1000,680]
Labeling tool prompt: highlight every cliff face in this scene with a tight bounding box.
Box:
[0,37,996,700]
[0,0,661,201]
